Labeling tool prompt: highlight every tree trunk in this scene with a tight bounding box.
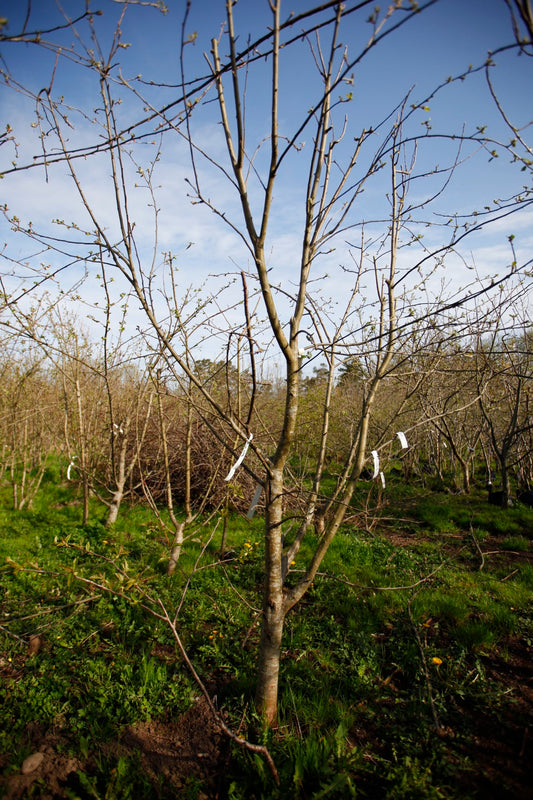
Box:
[167,522,185,576]
[255,603,285,726]
[255,470,286,725]
[105,434,128,528]
[501,460,511,507]
[463,461,471,493]
[106,487,123,527]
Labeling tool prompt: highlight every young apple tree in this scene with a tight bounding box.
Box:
[180,1,532,722]
[1,0,532,729]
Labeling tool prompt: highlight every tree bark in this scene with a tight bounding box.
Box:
[255,469,286,725]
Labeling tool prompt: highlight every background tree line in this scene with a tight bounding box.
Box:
[2,302,532,525]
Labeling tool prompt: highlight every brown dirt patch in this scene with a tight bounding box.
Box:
[0,729,81,800]
[0,696,229,799]
[119,695,229,794]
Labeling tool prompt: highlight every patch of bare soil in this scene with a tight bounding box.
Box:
[0,696,229,799]
[0,728,81,800]
[119,695,229,796]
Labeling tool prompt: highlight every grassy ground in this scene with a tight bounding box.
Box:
[0,472,532,798]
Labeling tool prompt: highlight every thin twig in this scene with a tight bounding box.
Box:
[221,564,262,613]
[0,624,27,644]
[1,594,102,624]
[158,600,279,786]
[469,520,485,571]
[308,559,448,592]
[500,568,519,582]
[174,525,217,621]
[242,610,261,648]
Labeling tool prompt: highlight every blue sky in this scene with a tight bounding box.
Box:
[1,0,532,365]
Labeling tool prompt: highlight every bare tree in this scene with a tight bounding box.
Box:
[193,2,531,722]
[1,0,532,729]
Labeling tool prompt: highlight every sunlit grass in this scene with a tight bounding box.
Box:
[1,475,532,797]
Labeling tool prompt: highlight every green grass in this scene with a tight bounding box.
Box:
[502,534,531,551]
[1,473,532,798]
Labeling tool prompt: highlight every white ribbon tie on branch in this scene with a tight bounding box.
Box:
[246,483,263,519]
[225,433,253,482]
[371,450,380,479]
[396,431,408,449]
[67,456,78,481]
